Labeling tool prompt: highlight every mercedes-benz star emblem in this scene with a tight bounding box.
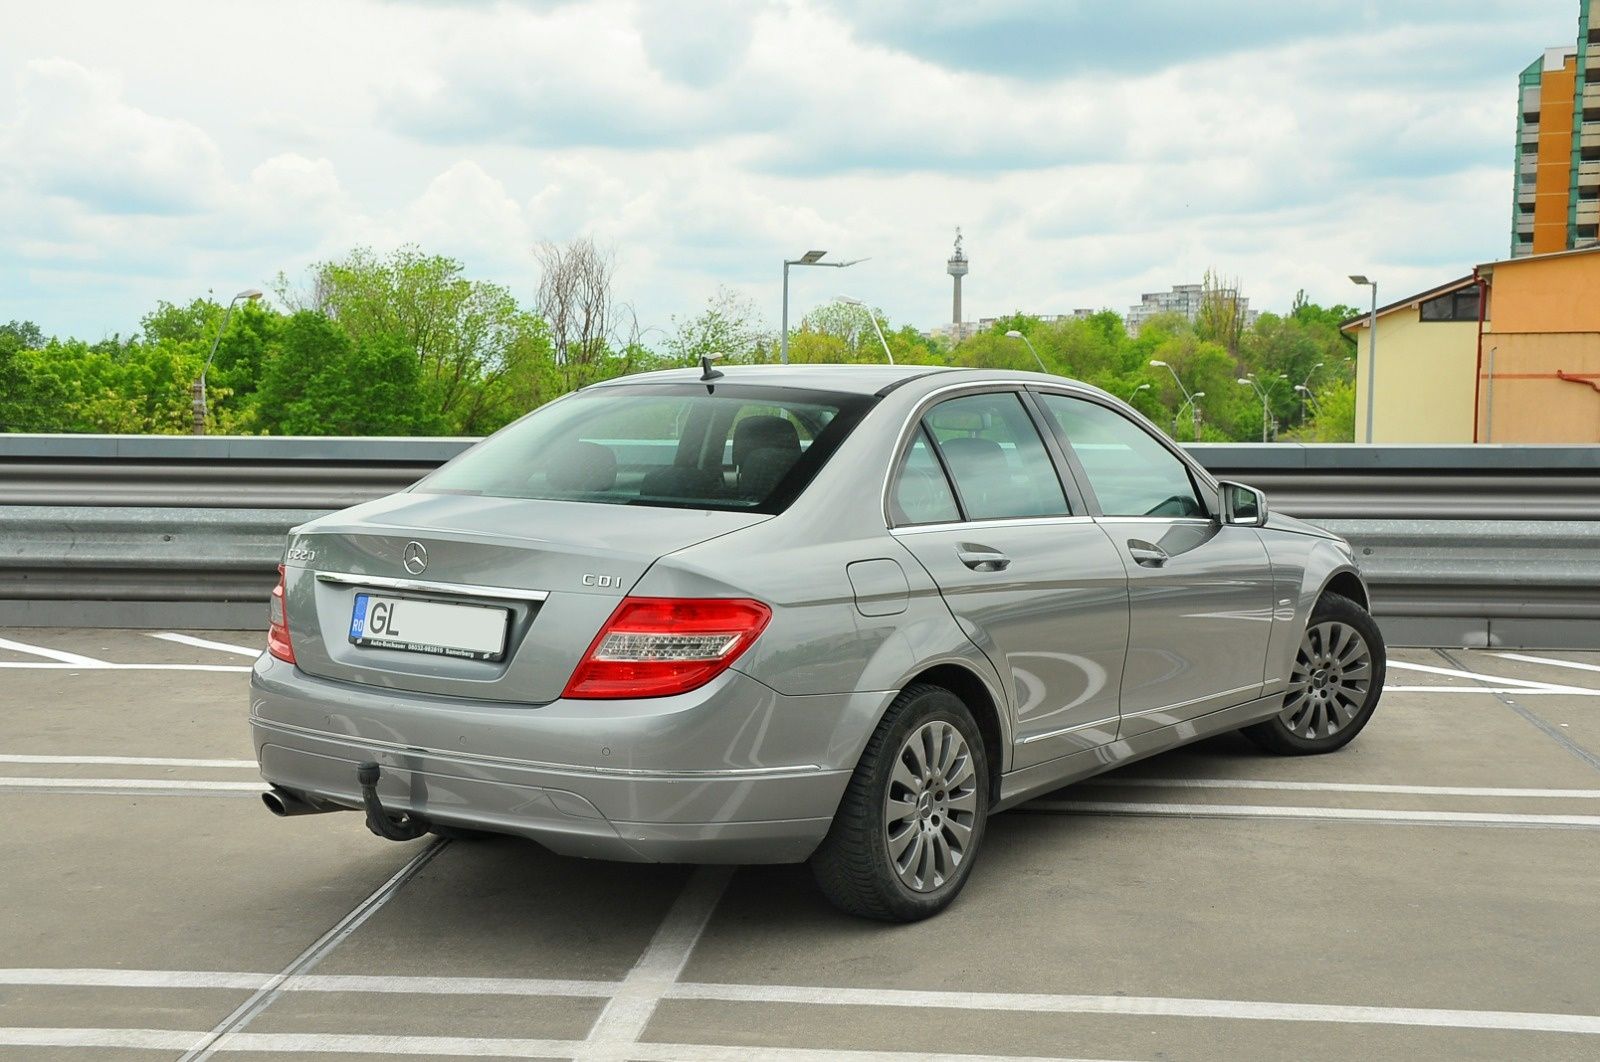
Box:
[402,541,428,575]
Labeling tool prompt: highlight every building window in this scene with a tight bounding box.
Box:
[1419,288,1480,322]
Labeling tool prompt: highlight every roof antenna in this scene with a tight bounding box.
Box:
[699,351,725,385]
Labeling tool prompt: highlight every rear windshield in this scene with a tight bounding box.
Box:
[417,383,877,514]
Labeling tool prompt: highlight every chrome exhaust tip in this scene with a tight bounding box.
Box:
[262,786,334,817]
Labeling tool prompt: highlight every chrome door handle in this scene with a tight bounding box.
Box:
[1127,540,1169,568]
[956,544,1011,572]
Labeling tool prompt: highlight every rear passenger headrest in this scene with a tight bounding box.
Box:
[546,440,617,492]
[732,415,800,469]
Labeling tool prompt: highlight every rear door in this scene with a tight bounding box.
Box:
[887,390,1129,769]
[1033,391,1275,735]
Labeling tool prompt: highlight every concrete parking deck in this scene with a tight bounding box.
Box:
[1,629,1597,1060]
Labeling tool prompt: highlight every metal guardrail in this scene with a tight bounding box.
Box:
[1,435,1597,646]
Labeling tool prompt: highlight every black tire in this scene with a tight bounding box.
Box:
[810,683,990,922]
[1243,592,1385,756]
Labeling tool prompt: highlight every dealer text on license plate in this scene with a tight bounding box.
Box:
[348,593,509,661]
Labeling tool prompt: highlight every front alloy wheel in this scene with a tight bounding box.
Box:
[1243,592,1385,755]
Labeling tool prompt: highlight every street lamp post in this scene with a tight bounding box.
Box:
[1238,372,1288,442]
[1127,382,1151,403]
[836,296,894,364]
[781,250,865,364]
[1003,330,1048,372]
[193,288,263,435]
[1297,361,1323,423]
[1175,391,1206,442]
[1294,384,1321,418]
[1150,359,1198,438]
[1350,275,1377,443]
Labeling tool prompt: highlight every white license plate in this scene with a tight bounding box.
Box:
[348,593,509,661]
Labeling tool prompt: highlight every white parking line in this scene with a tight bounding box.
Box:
[0,778,262,792]
[1383,685,1600,696]
[0,1029,1116,1061]
[1026,800,1600,829]
[1386,660,1596,694]
[0,636,108,667]
[1087,777,1600,799]
[0,661,252,673]
[1496,652,1600,676]
[579,865,733,1061]
[149,632,264,658]
[666,983,1600,1036]
[0,754,256,769]
[8,970,1597,1037]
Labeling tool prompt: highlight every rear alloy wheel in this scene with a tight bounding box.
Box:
[1243,592,1385,755]
[811,684,989,921]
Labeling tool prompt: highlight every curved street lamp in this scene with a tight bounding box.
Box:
[193,288,264,435]
[1127,382,1151,402]
[1003,330,1047,373]
[836,296,894,365]
[781,251,866,364]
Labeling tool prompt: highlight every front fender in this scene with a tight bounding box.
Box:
[1261,530,1367,695]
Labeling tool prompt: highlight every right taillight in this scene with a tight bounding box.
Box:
[268,563,296,664]
[562,597,771,699]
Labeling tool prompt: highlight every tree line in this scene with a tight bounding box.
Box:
[0,244,1357,441]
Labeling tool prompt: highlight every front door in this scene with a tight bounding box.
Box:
[1034,392,1275,736]
[887,391,1129,768]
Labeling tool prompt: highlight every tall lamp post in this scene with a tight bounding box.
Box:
[1003,330,1047,372]
[836,296,894,364]
[781,250,865,364]
[1297,361,1323,423]
[1350,275,1378,443]
[193,288,263,435]
[1127,382,1151,403]
[1150,358,1197,438]
[1175,391,1206,442]
[1237,372,1288,442]
[1295,384,1322,418]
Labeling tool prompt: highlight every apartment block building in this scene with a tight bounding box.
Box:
[1125,283,1257,338]
[1511,1,1600,256]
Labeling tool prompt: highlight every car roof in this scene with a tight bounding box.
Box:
[589,363,1103,398]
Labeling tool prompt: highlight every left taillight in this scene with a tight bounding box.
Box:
[268,563,295,664]
[562,597,772,699]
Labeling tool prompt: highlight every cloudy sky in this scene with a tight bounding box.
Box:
[0,0,1581,342]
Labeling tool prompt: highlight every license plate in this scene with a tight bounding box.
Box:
[348,593,509,661]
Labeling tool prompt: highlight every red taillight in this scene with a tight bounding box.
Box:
[562,597,772,699]
[268,563,296,664]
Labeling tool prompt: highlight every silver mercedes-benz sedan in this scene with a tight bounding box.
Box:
[252,365,1384,921]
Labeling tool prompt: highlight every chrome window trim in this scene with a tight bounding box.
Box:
[879,379,1106,530]
[890,515,1093,537]
[314,570,550,603]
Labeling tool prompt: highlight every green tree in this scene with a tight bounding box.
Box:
[253,312,442,436]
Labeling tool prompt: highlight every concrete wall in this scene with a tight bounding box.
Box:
[1349,310,1479,443]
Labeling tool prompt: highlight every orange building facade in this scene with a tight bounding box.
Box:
[1476,246,1600,442]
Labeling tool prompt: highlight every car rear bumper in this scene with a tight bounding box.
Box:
[249,653,885,864]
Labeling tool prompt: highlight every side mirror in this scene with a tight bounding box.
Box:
[1219,480,1268,527]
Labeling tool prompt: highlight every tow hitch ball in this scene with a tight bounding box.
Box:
[356,761,430,842]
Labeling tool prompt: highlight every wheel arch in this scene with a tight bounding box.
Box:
[1319,567,1370,612]
[902,662,1007,804]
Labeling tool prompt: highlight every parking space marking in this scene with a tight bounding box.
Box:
[664,983,1600,1036]
[1496,652,1600,676]
[0,754,256,768]
[179,838,450,1062]
[0,661,252,673]
[1436,648,1600,773]
[0,777,262,792]
[0,1028,1118,1060]
[1382,685,1600,695]
[0,968,618,996]
[1087,777,1600,798]
[579,865,733,1061]
[149,632,264,658]
[1024,800,1600,828]
[0,635,108,667]
[1386,660,1597,694]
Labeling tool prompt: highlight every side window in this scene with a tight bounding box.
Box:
[889,427,960,526]
[1039,395,1206,518]
[923,393,1071,520]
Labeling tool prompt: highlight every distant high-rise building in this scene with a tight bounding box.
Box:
[1125,283,1257,338]
[1511,1,1599,257]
